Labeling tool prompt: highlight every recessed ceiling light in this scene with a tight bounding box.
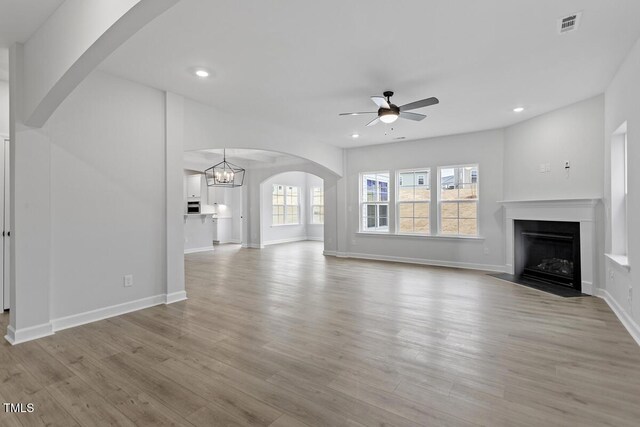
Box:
[351,133,360,139]
[513,107,524,113]
[195,69,210,78]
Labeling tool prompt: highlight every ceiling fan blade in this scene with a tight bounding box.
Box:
[339,112,376,116]
[366,117,380,127]
[399,111,427,121]
[371,96,390,109]
[399,97,439,111]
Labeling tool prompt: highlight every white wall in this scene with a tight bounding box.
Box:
[344,129,505,271]
[45,71,166,319]
[0,80,8,136]
[261,171,324,245]
[504,95,604,201]
[307,173,324,241]
[603,37,640,341]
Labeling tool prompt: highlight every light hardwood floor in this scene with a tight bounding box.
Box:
[1,241,639,426]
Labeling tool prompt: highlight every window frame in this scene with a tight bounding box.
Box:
[396,168,431,235]
[610,122,628,258]
[272,184,300,226]
[310,186,324,225]
[359,171,390,233]
[437,164,480,237]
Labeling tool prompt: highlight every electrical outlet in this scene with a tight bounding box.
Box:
[124,274,133,287]
[539,163,546,173]
[609,269,614,279]
[483,247,490,255]
[629,286,633,303]
[351,239,357,245]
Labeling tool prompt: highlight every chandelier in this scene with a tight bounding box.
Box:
[205,149,245,187]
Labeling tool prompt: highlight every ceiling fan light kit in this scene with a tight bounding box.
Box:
[340,90,439,128]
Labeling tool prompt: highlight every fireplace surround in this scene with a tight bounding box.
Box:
[500,198,600,295]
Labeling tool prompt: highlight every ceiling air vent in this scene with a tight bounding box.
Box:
[557,12,582,34]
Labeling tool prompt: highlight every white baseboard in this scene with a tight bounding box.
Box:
[596,288,640,346]
[242,243,264,249]
[325,251,506,273]
[165,290,188,304]
[51,294,167,332]
[581,280,594,296]
[306,236,324,242]
[263,236,309,246]
[323,250,337,256]
[6,291,189,345]
[4,323,53,345]
[184,246,214,254]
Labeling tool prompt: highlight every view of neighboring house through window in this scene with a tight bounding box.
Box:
[361,172,389,232]
[311,186,324,224]
[272,184,300,225]
[439,165,479,236]
[397,169,430,234]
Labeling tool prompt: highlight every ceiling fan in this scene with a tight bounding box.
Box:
[340,91,439,126]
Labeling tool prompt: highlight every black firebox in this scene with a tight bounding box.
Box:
[514,220,581,291]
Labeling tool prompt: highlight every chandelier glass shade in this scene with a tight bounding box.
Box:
[205,149,245,187]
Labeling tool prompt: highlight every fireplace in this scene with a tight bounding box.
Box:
[514,220,581,291]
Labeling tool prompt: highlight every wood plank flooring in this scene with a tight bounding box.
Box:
[1,241,639,426]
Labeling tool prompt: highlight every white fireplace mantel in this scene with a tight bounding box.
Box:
[499,198,601,295]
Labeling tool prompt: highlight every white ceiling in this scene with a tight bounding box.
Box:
[0,0,65,80]
[51,1,640,147]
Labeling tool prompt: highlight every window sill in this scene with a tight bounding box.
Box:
[605,253,630,271]
[356,232,485,241]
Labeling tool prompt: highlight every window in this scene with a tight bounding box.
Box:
[397,169,430,234]
[439,165,479,236]
[311,186,324,224]
[360,172,389,232]
[272,184,299,225]
[611,122,628,257]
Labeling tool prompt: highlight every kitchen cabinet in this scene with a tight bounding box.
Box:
[208,186,229,205]
[187,174,202,199]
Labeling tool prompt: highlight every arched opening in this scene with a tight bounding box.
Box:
[181,148,337,257]
[259,171,324,252]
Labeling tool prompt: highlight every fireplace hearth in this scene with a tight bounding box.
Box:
[515,220,581,291]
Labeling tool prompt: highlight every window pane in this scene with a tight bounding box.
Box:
[398,185,414,201]
[378,205,388,217]
[367,205,376,216]
[414,202,429,217]
[459,219,477,235]
[378,217,388,227]
[399,218,414,233]
[441,202,459,218]
[415,218,430,233]
[459,183,478,200]
[415,186,430,201]
[367,216,376,228]
[441,218,459,235]
[459,202,477,219]
[379,181,388,202]
[399,203,414,218]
